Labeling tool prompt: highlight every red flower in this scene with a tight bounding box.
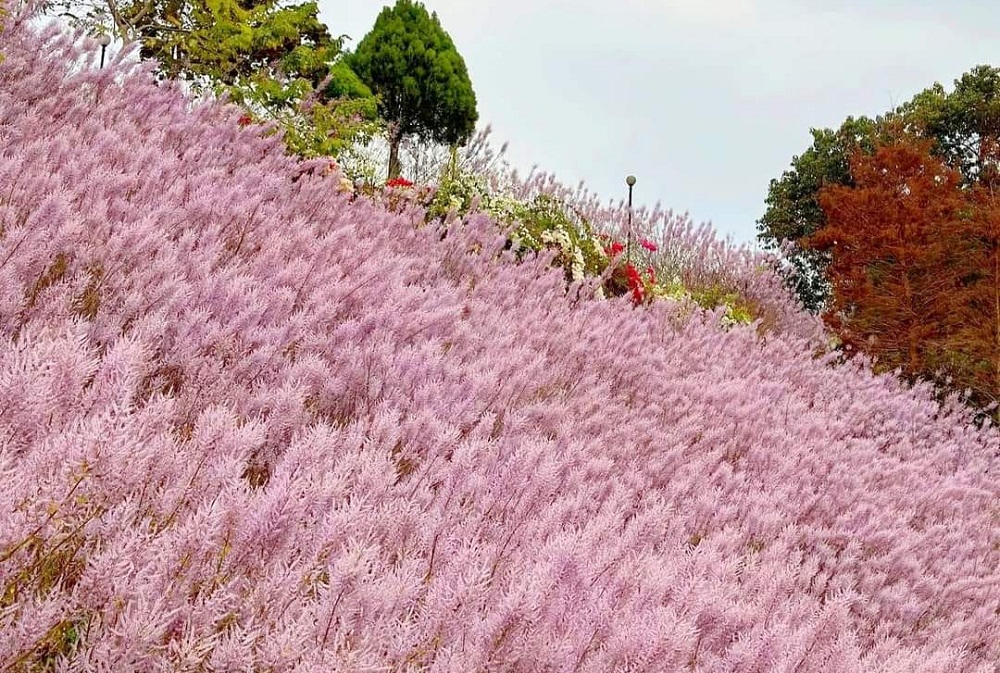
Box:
[624,263,644,305]
[646,265,656,285]
[624,263,642,286]
[640,239,658,252]
[386,177,414,188]
[606,241,625,256]
[237,114,253,127]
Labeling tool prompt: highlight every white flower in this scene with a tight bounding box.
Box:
[571,248,586,281]
[541,228,571,252]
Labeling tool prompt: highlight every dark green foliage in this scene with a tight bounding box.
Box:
[897,65,1000,188]
[349,0,477,179]
[322,61,372,100]
[757,116,881,311]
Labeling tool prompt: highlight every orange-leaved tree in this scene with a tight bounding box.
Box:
[808,136,999,416]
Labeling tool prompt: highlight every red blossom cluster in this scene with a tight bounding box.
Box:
[385,176,414,188]
[621,262,657,305]
[602,237,657,305]
[624,263,644,304]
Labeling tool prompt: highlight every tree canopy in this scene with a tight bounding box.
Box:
[758,116,881,311]
[47,0,378,158]
[897,65,1000,188]
[349,0,477,179]
[759,65,1000,312]
[810,136,1000,419]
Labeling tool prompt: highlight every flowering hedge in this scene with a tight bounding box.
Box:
[0,15,998,673]
[350,139,785,335]
[386,162,772,327]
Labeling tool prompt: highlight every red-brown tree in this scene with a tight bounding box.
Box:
[811,136,999,415]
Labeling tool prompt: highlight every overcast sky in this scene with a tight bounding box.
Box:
[321,1,1000,244]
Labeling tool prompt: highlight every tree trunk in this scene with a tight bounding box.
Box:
[387,127,402,181]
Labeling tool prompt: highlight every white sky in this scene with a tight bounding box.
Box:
[321,1,1000,243]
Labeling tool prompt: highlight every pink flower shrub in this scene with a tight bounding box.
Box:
[0,14,997,673]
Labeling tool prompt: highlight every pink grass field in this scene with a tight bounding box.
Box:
[0,14,997,673]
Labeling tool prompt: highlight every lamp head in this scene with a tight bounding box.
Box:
[98,33,112,47]
[626,175,636,187]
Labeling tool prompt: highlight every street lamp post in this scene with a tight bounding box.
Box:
[98,34,111,68]
[625,175,636,263]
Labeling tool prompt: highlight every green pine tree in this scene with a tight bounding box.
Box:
[349,0,478,180]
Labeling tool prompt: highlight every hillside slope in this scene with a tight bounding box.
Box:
[1,17,998,673]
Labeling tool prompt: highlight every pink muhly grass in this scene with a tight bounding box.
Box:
[0,11,997,673]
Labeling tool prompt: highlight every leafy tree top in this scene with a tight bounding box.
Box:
[896,65,1000,187]
[46,0,378,158]
[115,0,340,86]
[349,0,477,146]
[759,64,1000,311]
